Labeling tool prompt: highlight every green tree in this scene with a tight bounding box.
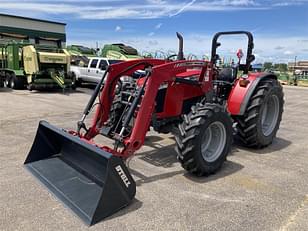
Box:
[273,63,288,72]
[279,63,288,72]
[263,62,273,71]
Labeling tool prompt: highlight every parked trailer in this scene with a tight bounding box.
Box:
[0,41,76,90]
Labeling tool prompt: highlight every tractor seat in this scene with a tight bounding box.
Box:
[217,67,237,83]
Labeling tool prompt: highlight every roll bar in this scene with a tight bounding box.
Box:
[211,31,255,74]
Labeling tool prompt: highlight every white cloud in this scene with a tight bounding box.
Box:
[169,0,197,17]
[155,23,163,29]
[223,0,257,6]
[275,46,285,50]
[272,1,307,7]
[115,26,122,32]
[0,0,290,20]
[80,8,141,19]
[147,0,167,4]
[284,50,295,55]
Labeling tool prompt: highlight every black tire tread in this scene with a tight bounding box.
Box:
[10,74,25,90]
[175,103,232,176]
[235,78,284,148]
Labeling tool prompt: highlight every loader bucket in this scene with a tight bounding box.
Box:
[24,121,136,226]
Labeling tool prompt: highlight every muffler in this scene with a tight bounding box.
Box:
[24,121,136,226]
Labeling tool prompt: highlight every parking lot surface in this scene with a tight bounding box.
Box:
[0,86,307,231]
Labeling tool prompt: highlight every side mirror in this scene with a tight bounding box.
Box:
[100,66,107,71]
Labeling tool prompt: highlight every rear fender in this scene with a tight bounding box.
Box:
[227,73,277,116]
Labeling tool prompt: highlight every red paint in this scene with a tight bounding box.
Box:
[73,57,263,159]
[80,59,211,158]
[227,72,262,115]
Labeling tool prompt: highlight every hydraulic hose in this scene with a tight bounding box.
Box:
[119,70,151,137]
[77,66,110,133]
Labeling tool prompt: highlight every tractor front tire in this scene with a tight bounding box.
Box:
[175,103,233,176]
[235,78,284,148]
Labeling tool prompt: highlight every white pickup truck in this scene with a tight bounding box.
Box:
[70,57,122,84]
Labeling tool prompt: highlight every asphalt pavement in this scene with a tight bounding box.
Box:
[0,85,307,231]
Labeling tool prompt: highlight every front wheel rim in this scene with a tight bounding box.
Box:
[261,94,280,136]
[201,121,227,162]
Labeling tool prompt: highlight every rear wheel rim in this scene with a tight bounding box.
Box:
[261,94,280,136]
[201,121,227,162]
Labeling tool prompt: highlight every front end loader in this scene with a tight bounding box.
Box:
[24,31,284,225]
[24,121,135,225]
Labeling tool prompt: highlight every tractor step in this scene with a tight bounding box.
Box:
[24,121,136,226]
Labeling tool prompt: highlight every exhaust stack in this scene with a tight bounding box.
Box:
[176,32,184,60]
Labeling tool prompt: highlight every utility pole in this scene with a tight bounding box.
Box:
[294,55,297,74]
[293,55,298,86]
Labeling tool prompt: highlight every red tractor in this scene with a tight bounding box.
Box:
[24,31,284,225]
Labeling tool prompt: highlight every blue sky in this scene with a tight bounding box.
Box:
[1,0,308,62]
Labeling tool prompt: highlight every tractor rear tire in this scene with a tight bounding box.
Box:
[175,103,233,176]
[235,78,284,148]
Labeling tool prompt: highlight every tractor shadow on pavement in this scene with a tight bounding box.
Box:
[130,168,186,187]
[138,135,178,168]
[184,159,244,184]
[132,136,243,186]
[132,141,184,187]
[233,137,291,155]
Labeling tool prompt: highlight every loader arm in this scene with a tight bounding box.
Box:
[123,61,211,156]
[84,59,166,139]
[83,59,211,158]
